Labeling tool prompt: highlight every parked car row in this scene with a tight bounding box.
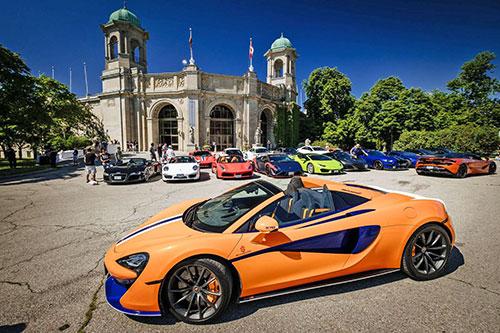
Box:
[102,145,497,184]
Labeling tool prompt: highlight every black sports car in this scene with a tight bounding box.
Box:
[325,150,369,171]
[103,158,160,184]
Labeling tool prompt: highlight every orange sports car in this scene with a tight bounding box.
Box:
[104,177,455,324]
[416,152,496,178]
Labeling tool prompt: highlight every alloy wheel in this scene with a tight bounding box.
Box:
[489,162,496,174]
[167,264,223,321]
[307,163,314,174]
[374,161,383,170]
[410,229,448,275]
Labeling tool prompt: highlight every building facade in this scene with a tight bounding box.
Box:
[82,7,298,152]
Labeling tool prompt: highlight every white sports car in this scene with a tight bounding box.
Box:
[297,145,329,154]
[245,146,269,161]
[161,155,200,181]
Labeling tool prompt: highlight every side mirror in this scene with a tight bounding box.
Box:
[255,216,279,233]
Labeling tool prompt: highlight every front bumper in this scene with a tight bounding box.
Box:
[162,171,200,181]
[219,171,253,179]
[105,276,162,316]
[104,173,145,184]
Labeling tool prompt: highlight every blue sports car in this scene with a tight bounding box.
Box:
[387,151,420,168]
[360,150,409,170]
[253,153,303,177]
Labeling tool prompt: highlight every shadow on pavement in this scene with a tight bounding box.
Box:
[0,165,81,186]
[0,323,27,333]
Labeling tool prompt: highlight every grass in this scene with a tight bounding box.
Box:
[0,158,50,177]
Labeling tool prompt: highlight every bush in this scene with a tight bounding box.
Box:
[393,125,499,155]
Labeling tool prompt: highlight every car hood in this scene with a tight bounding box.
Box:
[312,159,343,168]
[114,198,206,254]
[106,165,145,173]
[220,162,252,172]
[164,163,197,173]
[273,161,302,171]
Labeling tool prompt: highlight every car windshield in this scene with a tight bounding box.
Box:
[127,158,146,166]
[170,156,195,163]
[188,182,278,232]
[193,151,211,157]
[225,149,242,155]
[255,148,268,153]
[309,154,331,161]
[218,155,244,163]
[269,155,293,162]
[368,150,385,157]
[312,146,325,151]
[332,151,351,159]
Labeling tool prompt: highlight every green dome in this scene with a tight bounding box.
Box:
[271,33,293,50]
[108,8,141,27]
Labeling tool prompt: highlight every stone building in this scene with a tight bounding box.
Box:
[81,7,298,152]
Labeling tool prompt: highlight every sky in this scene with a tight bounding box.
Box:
[1,0,499,101]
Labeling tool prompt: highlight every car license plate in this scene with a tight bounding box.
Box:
[235,174,242,178]
[176,174,184,177]
[113,176,122,180]
[288,172,294,176]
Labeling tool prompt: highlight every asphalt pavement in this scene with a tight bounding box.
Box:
[0,160,499,332]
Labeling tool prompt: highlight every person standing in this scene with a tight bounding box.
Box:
[350,143,367,158]
[49,148,57,168]
[149,143,157,161]
[157,144,162,161]
[100,148,111,169]
[6,147,16,169]
[305,138,311,146]
[115,146,123,163]
[84,148,97,184]
[72,148,79,166]
[166,145,175,163]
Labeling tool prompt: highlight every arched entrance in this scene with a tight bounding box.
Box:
[210,105,234,151]
[158,105,178,150]
[260,111,268,145]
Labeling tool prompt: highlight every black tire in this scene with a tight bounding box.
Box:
[163,258,233,324]
[488,162,496,174]
[456,164,467,178]
[374,160,384,170]
[401,224,452,281]
[307,163,314,174]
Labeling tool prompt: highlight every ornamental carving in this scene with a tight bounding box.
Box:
[178,76,185,88]
[155,77,174,88]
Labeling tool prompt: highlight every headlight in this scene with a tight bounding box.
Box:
[130,171,144,176]
[193,165,199,171]
[117,253,149,274]
[382,159,388,162]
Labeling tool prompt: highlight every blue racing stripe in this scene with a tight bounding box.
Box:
[117,215,182,244]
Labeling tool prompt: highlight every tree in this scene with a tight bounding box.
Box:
[274,103,300,147]
[302,67,355,140]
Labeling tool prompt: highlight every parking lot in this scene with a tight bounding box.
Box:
[0,162,499,332]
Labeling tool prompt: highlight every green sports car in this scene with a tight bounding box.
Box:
[290,153,344,174]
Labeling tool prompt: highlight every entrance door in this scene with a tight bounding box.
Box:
[158,105,179,150]
[210,105,234,151]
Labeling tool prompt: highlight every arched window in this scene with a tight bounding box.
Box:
[260,110,269,145]
[109,36,118,60]
[131,40,140,63]
[158,105,178,150]
[210,105,235,151]
[274,59,283,78]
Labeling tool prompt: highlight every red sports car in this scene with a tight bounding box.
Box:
[189,150,215,168]
[212,155,253,179]
[416,152,497,178]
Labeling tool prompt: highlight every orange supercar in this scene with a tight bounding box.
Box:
[104,177,455,324]
[416,152,496,178]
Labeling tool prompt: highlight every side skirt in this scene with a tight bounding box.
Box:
[238,268,400,304]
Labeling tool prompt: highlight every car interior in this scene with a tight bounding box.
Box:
[239,177,369,232]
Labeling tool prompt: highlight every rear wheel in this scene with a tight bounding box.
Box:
[164,258,233,324]
[401,224,451,280]
[456,164,467,178]
[488,162,496,174]
[307,163,314,174]
[374,160,384,170]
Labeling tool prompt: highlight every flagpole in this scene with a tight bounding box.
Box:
[69,67,72,93]
[83,62,89,96]
[189,28,195,65]
[249,37,254,72]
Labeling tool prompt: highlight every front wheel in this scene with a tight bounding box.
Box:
[307,163,314,174]
[401,224,452,280]
[374,160,384,170]
[488,162,496,174]
[164,258,233,324]
[456,164,467,178]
